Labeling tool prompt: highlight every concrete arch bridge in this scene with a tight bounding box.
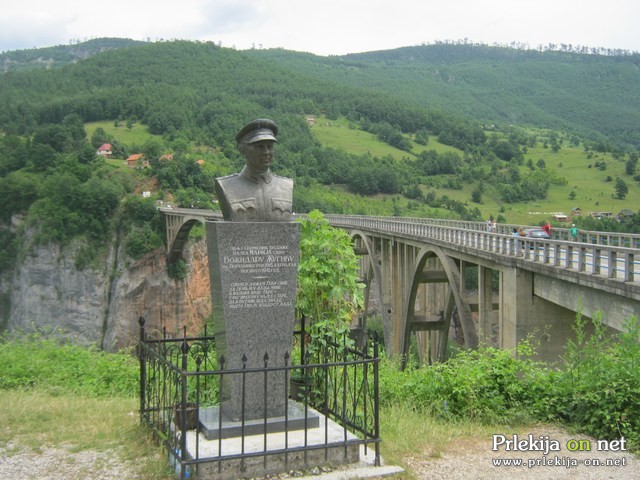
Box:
[160,208,640,364]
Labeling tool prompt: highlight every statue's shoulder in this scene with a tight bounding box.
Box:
[216,173,239,182]
[272,174,293,185]
[216,173,240,187]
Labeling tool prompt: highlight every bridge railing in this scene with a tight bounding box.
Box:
[158,208,639,284]
[329,214,640,249]
[324,215,639,285]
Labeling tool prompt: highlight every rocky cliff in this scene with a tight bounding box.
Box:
[3,236,211,352]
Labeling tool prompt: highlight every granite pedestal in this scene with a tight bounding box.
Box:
[206,221,300,421]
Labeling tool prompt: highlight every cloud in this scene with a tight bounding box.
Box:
[1,0,639,55]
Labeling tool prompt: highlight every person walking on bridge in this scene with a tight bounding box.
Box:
[570,223,579,241]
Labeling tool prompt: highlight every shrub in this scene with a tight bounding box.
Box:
[379,341,551,424]
[551,313,640,449]
[296,210,364,349]
[378,312,640,452]
[125,223,162,259]
[0,333,138,397]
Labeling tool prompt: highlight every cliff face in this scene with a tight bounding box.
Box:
[4,237,211,352]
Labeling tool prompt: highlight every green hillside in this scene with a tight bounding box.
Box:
[248,44,640,149]
[0,39,639,273]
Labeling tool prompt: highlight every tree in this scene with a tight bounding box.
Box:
[90,127,110,149]
[494,141,520,162]
[296,210,364,348]
[0,171,41,221]
[614,177,628,199]
[415,129,429,146]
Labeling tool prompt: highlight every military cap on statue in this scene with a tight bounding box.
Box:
[235,119,278,144]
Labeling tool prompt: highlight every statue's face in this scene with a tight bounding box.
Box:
[243,140,275,173]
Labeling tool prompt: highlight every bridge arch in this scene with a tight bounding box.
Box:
[348,230,392,348]
[161,209,210,264]
[401,246,476,365]
[167,219,203,264]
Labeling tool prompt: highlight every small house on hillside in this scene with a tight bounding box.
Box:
[571,207,582,216]
[553,213,569,223]
[97,143,112,158]
[126,153,148,168]
[618,209,635,220]
[590,211,613,219]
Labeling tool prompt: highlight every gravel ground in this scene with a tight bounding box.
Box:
[401,425,640,480]
[0,443,140,480]
[1,426,638,480]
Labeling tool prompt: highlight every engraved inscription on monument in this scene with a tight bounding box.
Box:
[223,244,296,309]
[228,280,292,309]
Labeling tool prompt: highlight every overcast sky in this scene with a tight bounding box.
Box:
[1,0,639,56]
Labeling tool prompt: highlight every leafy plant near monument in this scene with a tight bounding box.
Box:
[295,210,364,356]
[550,312,640,449]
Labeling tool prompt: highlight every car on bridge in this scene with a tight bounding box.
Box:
[524,228,550,239]
[521,228,551,251]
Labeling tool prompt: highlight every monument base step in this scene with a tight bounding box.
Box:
[199,400,321,440]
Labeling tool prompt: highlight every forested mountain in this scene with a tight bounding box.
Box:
[247,43,640,148]
[1,39,639,276]
[0,38,144,73]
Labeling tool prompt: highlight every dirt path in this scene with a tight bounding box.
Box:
[401,426,639,480]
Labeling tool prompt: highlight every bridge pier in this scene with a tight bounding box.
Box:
[478,266,495,346]
[500,267,586,363]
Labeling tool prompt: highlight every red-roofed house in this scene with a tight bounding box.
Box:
[126,154,148,168]
[97,143,112,158]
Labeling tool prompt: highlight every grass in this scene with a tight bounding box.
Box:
[310,115,462,161]
[0,389,171,479]
[310,117,639,226]
[85,120,163,154]
[379,402,505,468]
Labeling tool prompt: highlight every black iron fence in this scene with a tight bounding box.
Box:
[138,316,380,479]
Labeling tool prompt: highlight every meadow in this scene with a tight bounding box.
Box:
[310,117,639,226]
[85,120,163,149]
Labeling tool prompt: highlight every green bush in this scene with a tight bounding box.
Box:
[379,342,550,424]
[0,333,138,397]
[125,222,163,259]
[296,210,364,350]
[551,313,640,449]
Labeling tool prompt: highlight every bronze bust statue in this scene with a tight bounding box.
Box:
[215,119,293,222]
